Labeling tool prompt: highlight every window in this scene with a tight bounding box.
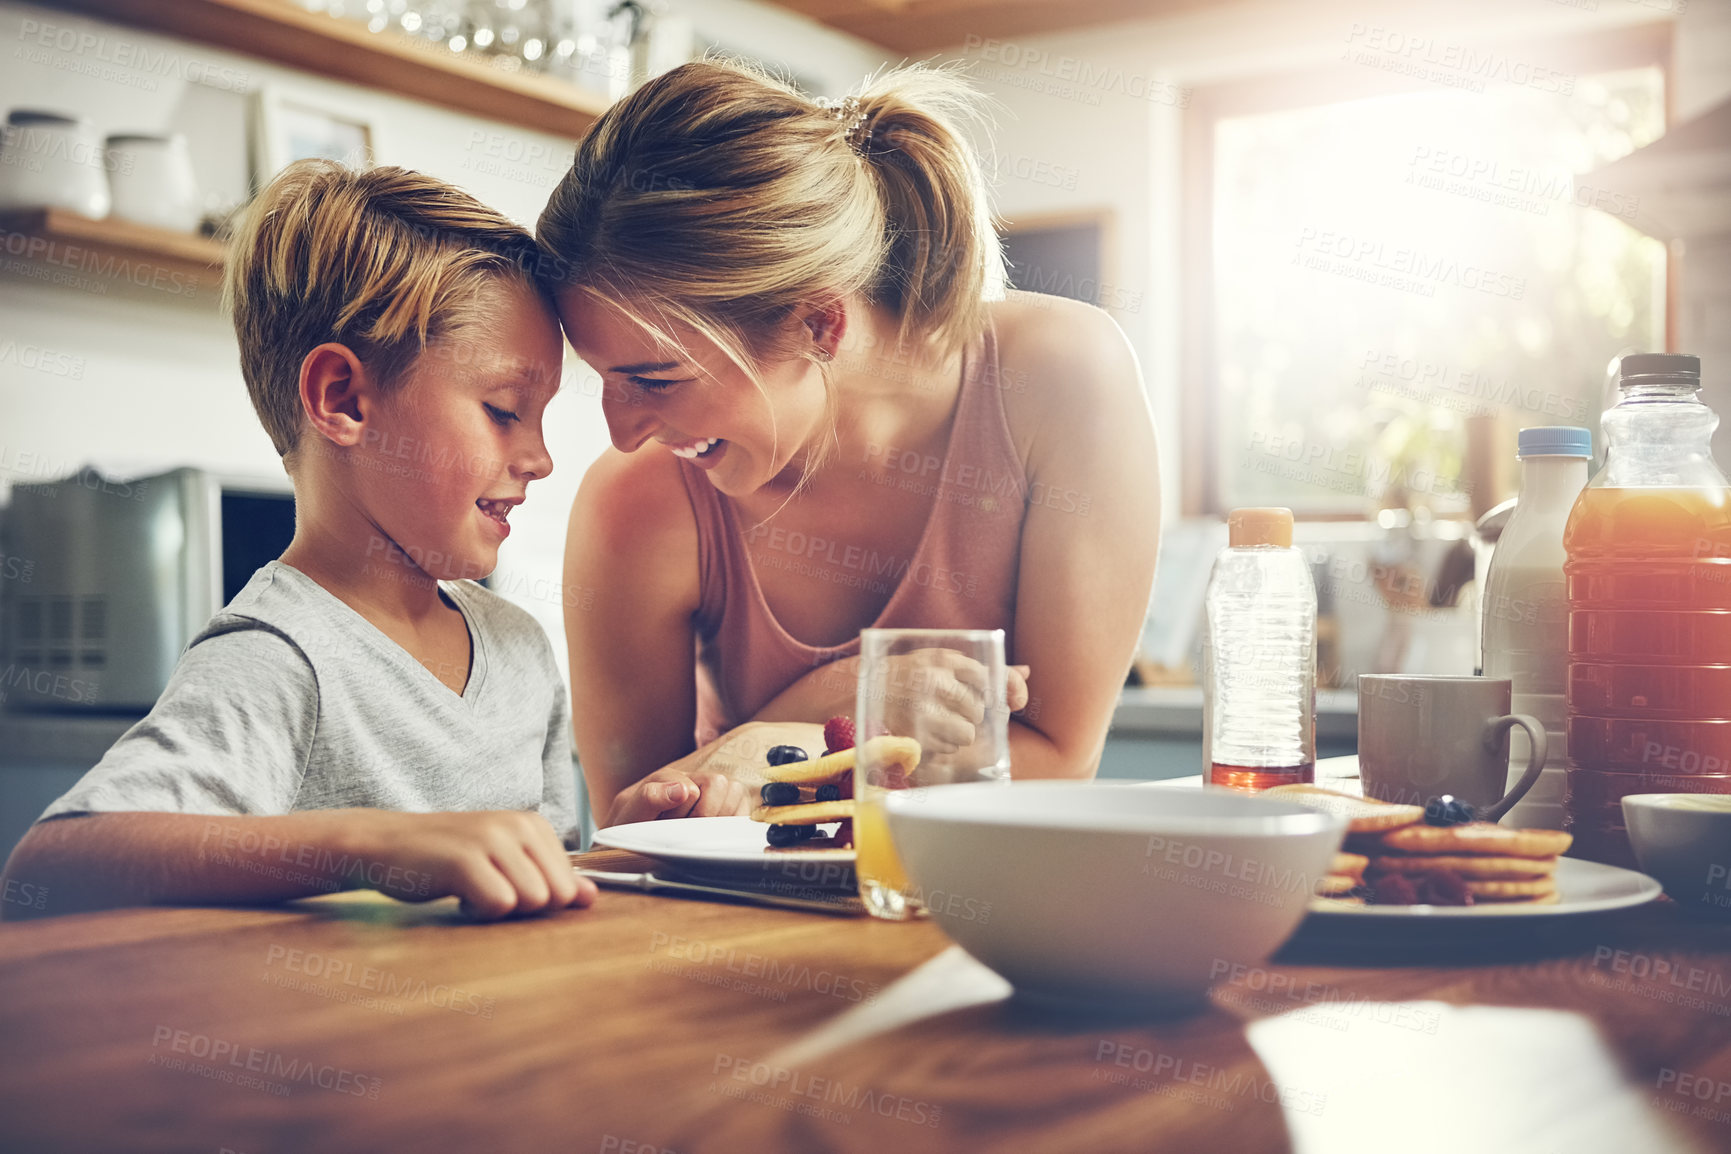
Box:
[1184,27,1670,518]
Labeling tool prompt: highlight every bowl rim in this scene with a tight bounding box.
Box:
[1621,793,1731,813]
[881,780,1345,837]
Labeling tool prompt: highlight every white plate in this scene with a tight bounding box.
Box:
[593,816,855,887]
[1306,857,1661,920]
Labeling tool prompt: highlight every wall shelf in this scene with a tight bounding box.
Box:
[51,0,608,139]
[0,207,225,296]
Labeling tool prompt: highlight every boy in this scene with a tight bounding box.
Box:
[0,160,744,921]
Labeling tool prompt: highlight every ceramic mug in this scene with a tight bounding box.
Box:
[1357,674,1547,822]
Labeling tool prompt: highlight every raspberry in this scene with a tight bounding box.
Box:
[870,766,910,791]
[1372,873,1420,905]
[823,716,856,753]
[1417,869,1473,906]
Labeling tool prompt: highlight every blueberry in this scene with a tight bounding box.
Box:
[792,824,819,840]
[766,745,809,767]
[767,824,807,847]
[815,783,841,803]
[761,782,800,807]
[1424,795,1476,827]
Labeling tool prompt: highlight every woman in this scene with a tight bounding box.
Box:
[538,61,1160,824]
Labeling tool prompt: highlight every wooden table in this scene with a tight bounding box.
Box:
[2,847,1728,1154]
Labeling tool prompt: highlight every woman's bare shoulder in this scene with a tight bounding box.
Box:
[569,449,700,597]
[986,292,1145,436]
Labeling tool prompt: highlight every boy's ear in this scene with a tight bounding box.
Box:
[298,343,375,448]
[801,299,847,361]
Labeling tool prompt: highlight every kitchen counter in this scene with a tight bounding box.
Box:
[1111,686,1358,740]
[0,687,1345,764]
[0,691,1363,849]
[1100,686,1358,781]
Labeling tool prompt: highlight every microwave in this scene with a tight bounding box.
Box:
[1,467,296,713]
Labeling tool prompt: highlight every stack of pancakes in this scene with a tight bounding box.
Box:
[750,736,921,850]
[1266,785,1573,907]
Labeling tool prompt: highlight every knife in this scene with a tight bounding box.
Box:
[574,868,864,916]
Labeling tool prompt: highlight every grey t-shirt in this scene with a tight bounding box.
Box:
[40,561,579,846]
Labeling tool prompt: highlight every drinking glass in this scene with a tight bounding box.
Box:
[854,628,1012,921]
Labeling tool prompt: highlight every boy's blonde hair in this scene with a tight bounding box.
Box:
[536,59,1004,375]
[224,159,550,459]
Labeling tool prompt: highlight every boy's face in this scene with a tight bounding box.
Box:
[358,277,563,582]
[557,289,827,498]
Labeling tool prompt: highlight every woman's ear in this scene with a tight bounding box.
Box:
[298,343,375,449]
[802,299,847,362]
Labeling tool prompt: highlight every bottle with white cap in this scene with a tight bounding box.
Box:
[1482,426,1592,829]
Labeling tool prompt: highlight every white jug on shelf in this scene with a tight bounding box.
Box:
[0,110,110,218]
[105,133,201,233]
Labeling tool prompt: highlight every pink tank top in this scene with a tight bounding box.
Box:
[679,329,1027,744]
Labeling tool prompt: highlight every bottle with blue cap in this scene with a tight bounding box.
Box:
[1481,425,1592,830]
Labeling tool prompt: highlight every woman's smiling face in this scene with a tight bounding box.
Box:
[557,290,829,497]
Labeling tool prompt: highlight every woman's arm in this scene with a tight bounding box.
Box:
[748,656,862,724]
[751,655,1030,729]
[564,448,711,820]
[995,296,1162,778]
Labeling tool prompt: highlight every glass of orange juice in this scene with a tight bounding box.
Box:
[854,628,1012,921]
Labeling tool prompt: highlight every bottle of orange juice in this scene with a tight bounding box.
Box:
[1563,354,1731,865]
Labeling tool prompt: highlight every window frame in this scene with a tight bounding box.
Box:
[1179,22,1676,519]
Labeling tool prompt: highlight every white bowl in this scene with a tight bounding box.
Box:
[883,782,1345,1013]
[1622,794,1731,918]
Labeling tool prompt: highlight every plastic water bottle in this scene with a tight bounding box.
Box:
[1481,427,1591,830]
[1204,508,1317,791]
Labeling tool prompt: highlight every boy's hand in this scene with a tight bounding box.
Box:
[354,810,597,921]
[604,768,751,827]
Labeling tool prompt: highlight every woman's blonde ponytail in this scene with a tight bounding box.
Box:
[851,65,1003,354]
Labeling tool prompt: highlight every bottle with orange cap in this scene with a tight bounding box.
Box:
[1202,507,1318,791]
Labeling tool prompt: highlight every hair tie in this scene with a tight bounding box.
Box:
[820,95,873,154]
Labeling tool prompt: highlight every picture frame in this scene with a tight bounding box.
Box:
[250,85,378,191]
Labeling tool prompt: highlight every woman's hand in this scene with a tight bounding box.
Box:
[603,768,753,827]
[600,722,830,827]
[871,650,1030,754]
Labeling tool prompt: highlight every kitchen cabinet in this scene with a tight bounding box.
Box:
[0,715,133,863]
